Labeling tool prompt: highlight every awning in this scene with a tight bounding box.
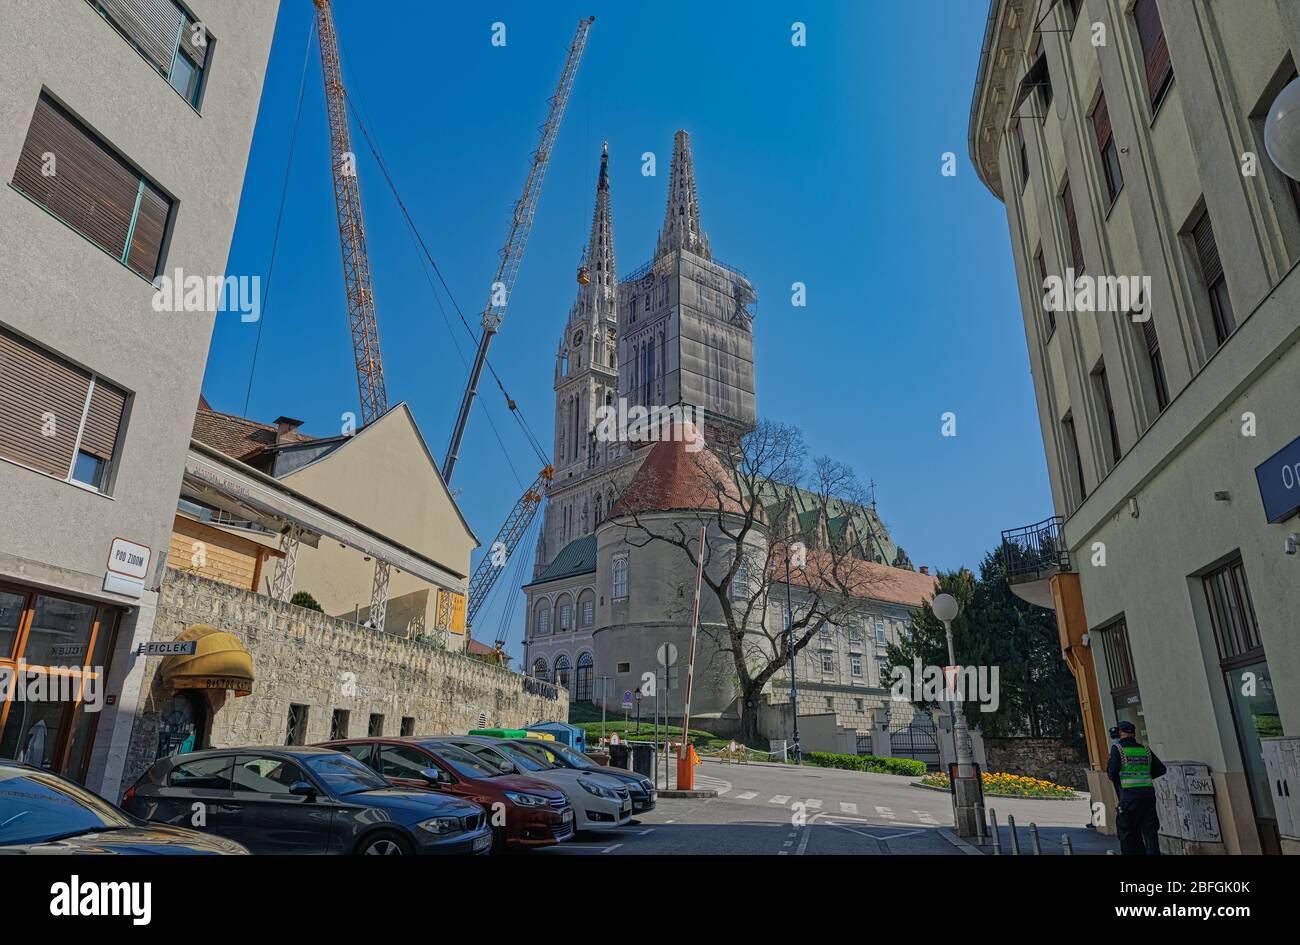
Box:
[1012,52,1049,113]
[161,624,254,696]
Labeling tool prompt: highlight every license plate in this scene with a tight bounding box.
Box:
[473,833,492,852]
[562,809,574,823]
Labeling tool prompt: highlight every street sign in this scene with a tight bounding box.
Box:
[657,642,678,667]
[1255,435,1300,523]
[107,537,151,578]
[138,641,197,657]
[622,690,634,709]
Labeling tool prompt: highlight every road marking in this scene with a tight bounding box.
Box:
[875,806,895,818]
[636,828,654,835]
[840,802,858,814]
[803,798,822,809]
[795,826,814,856]
[601,843,623,854]
[735,791,758,800]
[913,810,939,824]
[770,795,791,804]
[782,840,793,847]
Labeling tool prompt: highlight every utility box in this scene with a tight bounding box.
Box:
[526,721,586,751]
[1262,736,1300,851]
[1154,761,1224,854]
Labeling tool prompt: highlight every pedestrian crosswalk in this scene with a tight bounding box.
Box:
[711,788,944,826]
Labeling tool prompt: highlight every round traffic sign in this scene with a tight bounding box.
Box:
[657,642,678,667]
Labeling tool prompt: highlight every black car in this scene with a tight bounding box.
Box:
[122,746,493,855]
[0,760,247,854]
[507,738,657,813]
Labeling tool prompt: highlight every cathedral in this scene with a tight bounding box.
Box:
[522,132,934,743]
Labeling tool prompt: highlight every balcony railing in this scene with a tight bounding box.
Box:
[1000,516,1071,584]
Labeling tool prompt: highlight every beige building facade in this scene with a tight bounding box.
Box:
[971,0,1300,853]
[0,0,278,796]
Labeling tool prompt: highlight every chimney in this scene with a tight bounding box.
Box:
[274,416,304,444]
[919,566,930,575]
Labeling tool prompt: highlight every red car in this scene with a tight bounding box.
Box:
[317,737,574,850]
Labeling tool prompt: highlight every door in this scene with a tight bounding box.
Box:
[227,754,333,854]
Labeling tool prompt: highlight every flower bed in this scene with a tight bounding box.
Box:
[919,770,1077,798]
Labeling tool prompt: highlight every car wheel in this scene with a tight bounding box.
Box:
[356,830,412,856]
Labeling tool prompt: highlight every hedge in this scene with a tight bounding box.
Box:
[801,752,928,777]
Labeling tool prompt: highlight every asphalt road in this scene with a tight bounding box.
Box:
[531,759,1104,855]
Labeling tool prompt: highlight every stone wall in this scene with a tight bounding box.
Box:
[983,737,1088,789]
[121,570,565,791]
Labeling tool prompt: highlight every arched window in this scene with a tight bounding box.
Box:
[535,600,551,636]
[560,351,569,377]
[645,337,655,384]
[578,589,595,627]
[554,654,572,691]
[611,555,629,599]
[532,657,549,681]
[731,557,750,600]
[575,652,593,701]
[556,594,573,632]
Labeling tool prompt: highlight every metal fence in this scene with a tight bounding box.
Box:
[999,516,1071,583]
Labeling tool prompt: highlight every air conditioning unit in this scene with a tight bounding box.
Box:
[1262,736,1300,842]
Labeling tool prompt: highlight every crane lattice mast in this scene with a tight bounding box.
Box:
[465,466,553,629]
[442,15,595,483]
[315,0,387,425]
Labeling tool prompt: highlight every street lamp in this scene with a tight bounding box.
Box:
[932,592,984,839]
[1265,76,1300,181]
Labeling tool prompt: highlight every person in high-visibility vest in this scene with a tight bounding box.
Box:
[1106,720,1167,855]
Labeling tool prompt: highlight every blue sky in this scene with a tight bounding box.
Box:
[204,0,1050,652]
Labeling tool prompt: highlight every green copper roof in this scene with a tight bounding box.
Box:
[524,533,597,588]
[756,481,900,566]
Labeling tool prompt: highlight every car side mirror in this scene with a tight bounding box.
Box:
[289,781,316,799]
[420,767,445,784]
[499,761,516,774]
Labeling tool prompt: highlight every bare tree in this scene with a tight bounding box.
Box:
[612,419,885,742]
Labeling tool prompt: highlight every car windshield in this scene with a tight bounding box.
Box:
[543,743,600,770]
[429,744,508,779]
[0,768,136,846]
[299,752,388,795]
[496,744,550,772]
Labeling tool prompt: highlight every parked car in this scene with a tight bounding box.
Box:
[507,737,656,813]
[439,735,633,832]
[122,746,492,855]
[317,737,574,850]
[0,760,247,855]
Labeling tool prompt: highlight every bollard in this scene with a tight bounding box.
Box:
[1062,835,1073,855]
[1029,822,1042,855]
[1007,814,1021,855]
[988,808,1001,855]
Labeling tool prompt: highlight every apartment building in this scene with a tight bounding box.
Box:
[0,0,278,795]
[971,0,1300,853]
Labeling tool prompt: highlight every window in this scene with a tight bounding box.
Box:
[329,709,349,740]
[1202,558,1263,663]
[617,661,630,673]
[284,704,308,746]
[1016,123,1029,192]
[87,1,213,108]
[232,755,309,795]
[367,713,384,737]
[378,744,436,781]
[851,654,863,677]
[731,557,750,600]
[1035,248,1055,334]
[848,623,862,643]
[875,620,887,644]
[400,716,415,737]
[1134,0,1173,111]
[575,652,593,701]
[1192,209,1234,346]
[559,602,572,632]
[580,595,594,627]
[1062,414,1087,507]
[855,698,864,712]
[535,603,550,636]
[532,657,549,681]
[554,655,572,691]
[1099,618,1138,693]
[1092,362,1122,468]
[1140,317,1170,413]
[1,329,128,493]
[167,756,232,790]
[1092,91,1124,203]
[12,93,173,279]
[821,651,834,674]
[1061,178,1085,273]
[825,696,834,710]
[612,555,629,599]
[1014,38,1053,121]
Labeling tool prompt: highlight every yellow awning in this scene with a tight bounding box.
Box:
[161,624,254,696]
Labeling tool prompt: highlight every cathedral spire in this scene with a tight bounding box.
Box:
[575,141,616,323]
[656,130,710,260]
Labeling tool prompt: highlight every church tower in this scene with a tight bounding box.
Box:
[536,143,628,574]
[620,130,756,439]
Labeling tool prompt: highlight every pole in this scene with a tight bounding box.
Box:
[942,615,982,837]
[785,553,802,765]
[677,526,707,790]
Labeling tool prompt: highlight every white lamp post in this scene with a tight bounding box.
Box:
[1265,77,1300,181]
[932,592,984,838]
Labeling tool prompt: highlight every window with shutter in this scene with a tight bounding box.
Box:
[87,1,213,108]
[1134,0,1173,109]
[1092,91,1124,202]
[1061,178,1085,273]
[0,327,128,491]
[1035,248,1055,334]
[11,93,173,279]
[1192,210,1234,345]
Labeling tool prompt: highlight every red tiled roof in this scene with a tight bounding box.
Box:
[609,421,746,517]
[775,543,937,607]
[191,407,316,461]
[466,638,496,655]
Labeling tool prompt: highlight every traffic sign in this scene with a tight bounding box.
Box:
[657,642,678,667]
[622,689,634,709]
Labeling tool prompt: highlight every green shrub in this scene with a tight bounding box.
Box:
[290,591,323,612]
[801,751,928,777]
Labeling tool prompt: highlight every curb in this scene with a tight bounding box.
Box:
[937,828,984,855]
[658,789,719,799]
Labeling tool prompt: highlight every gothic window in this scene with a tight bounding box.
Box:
[560,351,568,377]
[532,657,549,681]
[612,554,629,599]
[645,338,655,385]
[554,654,572,691]
[731,557,749,600]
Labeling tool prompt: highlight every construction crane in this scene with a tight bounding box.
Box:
[442,15,595,485]
[314,0,387,425]
[313,0,391,628]
[464,465,552,628]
